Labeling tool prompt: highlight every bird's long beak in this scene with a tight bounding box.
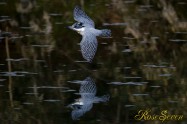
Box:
[67,26,80,34]
[67,26,74,30]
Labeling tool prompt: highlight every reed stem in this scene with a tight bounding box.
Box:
[5,26,14,108]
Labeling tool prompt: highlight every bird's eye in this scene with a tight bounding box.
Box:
[78,22,82,26]
[74,22,84,28]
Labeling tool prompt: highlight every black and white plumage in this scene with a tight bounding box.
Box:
[68,6,111,62]
[68,77,110,120]
[73,6,95,28]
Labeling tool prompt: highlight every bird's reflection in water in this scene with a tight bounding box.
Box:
[68,77,110,120]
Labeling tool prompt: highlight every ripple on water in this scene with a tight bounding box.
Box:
[143,64,176,70]
[123,37,135,40]
[103,22,127,26]
[55,22,63,25]
[1,31,12,36]
[27,72,38,75]
[0,19,6,22]
[150,85,161,88]
[0,16,10,22]
[35,60,46,63]
[0,2,7,5]
[19,27,32,29]
[43,99,61,102]
[124,67,131,69]
[175,31,187,34]
[168,100,179,103]
[49,13,62,16]
[125,104,136,107]
[151,36,159,39]
[124,0,135,4]
[169,39,187,42]
[1,13,9,19]
[68,80,84,84]
[14,108,21,110]
[124,76,142,79]
[143,64,167,68]
[74,60,87,63]
[25,92,38,95]
[61,89,76,93]
[122,49,132,53]
[132,93,149,96]
[10,36,23,40]
[100,42,108,45]
[108,81,148,86]
[107,82,125,85]
[159,74,172,77]
[137,8,147,12]
[31,45,52,47]
[0,79,6,82]
[68,70,77,72]
[0,72,25,77]
[28,86,69,89]
[22,102,34,105]
[0,36,4,40]
[177,2,187,5]
[53,70,64,73]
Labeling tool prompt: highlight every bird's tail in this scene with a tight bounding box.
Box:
[100,29,111,37]
[95,95,110,103]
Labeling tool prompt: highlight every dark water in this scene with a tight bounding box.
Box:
[0,0,187,124]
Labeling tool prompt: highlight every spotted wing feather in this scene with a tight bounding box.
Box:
[80,33,98,62]
[71,104,93,120]
[74,6,95,27]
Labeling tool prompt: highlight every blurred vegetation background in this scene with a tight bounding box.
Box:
[0,0,187,123]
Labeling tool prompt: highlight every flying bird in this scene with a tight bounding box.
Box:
[68,6,111,62]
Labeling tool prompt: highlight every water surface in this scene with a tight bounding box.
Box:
[0,0,187,123]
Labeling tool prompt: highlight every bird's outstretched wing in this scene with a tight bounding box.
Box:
[80,33,98,62]
[80,77,97,100]
[80,77,96,94]
[71,104,93,120]
[74,6,95,27]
